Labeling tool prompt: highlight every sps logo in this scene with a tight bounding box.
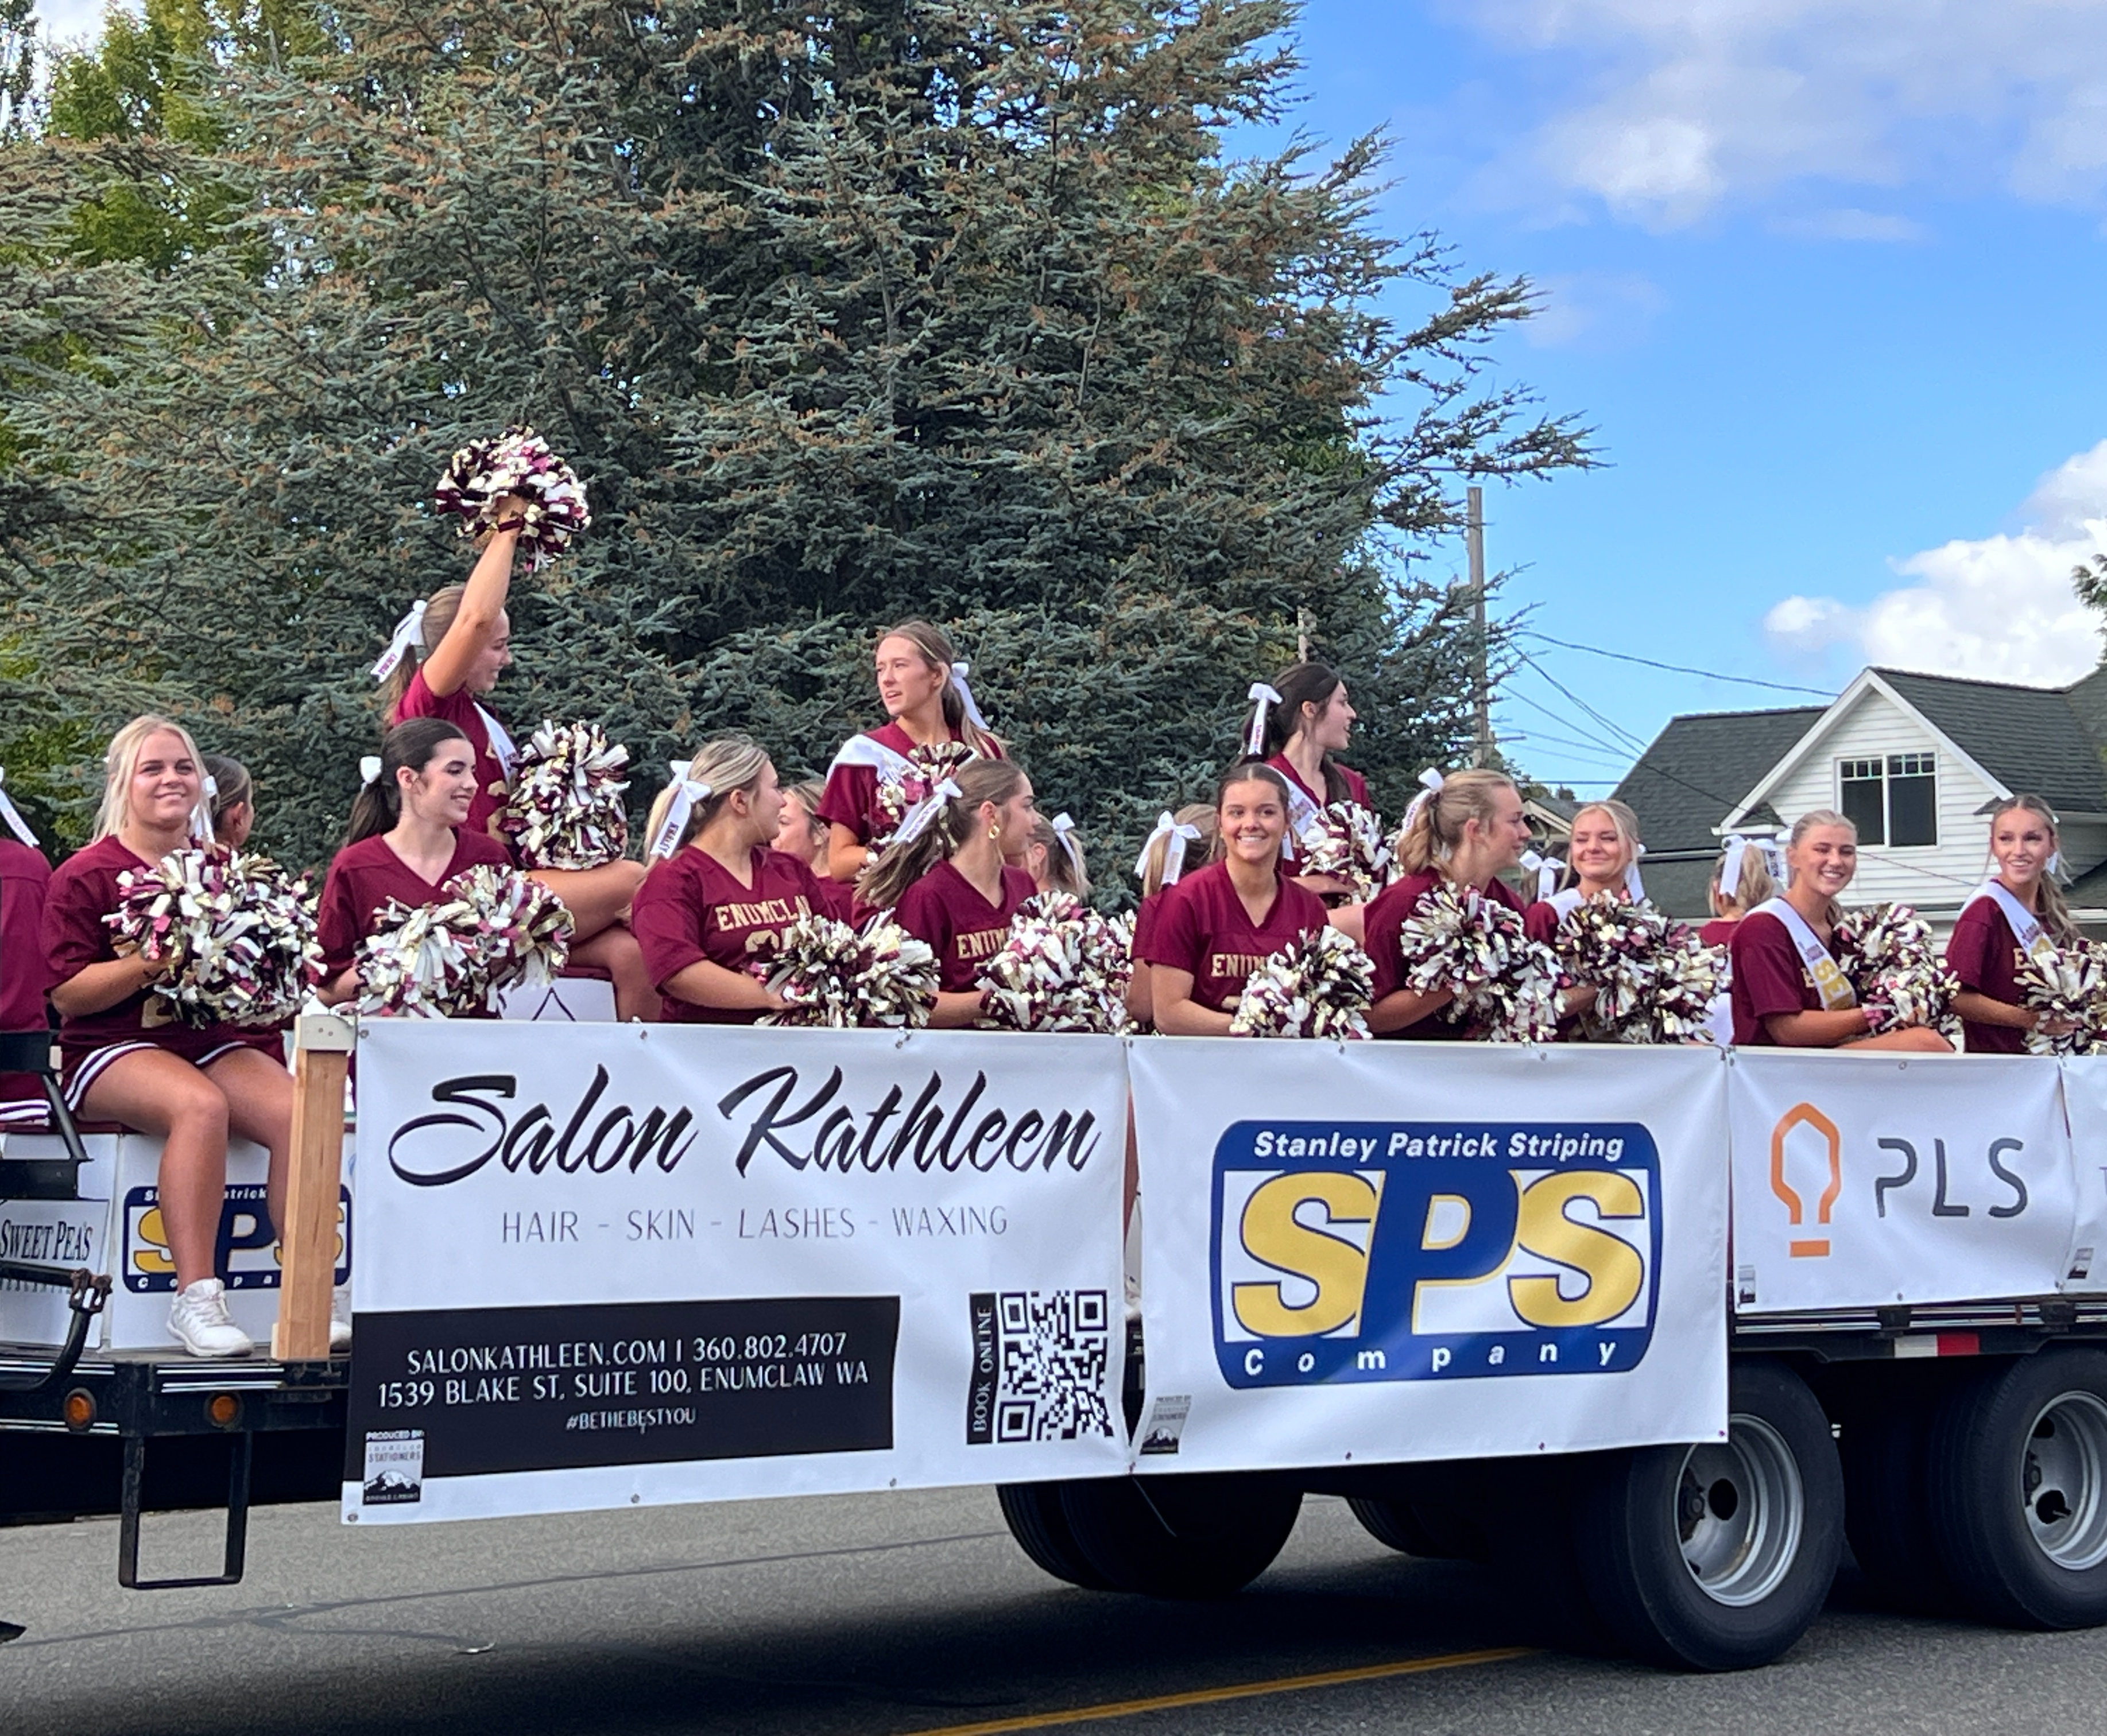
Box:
[122,1184,351,1293]
[1211,1120,1660,1388]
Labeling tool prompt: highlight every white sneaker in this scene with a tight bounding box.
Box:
[168,1278,254,1359]
[330,1285,353,1354]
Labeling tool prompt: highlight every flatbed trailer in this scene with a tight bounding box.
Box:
[8,1024,2107,1675]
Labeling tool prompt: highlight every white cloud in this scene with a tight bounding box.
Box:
[1764,441,2107,685]
[1524,270,1668,348]
[1444,1,2107,228]
[1769,207,1930,242]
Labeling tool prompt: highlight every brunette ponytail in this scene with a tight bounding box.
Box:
[858,758,1027,911]
[346,718,470,846]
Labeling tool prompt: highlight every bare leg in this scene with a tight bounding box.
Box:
[570,923,659,1022]
[82,1049,232,1291]
[204,1046,296,1239]
[528,861,646,943]
[1841,1027,1955,1054]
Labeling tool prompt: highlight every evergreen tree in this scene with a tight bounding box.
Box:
[3,0,1590,881]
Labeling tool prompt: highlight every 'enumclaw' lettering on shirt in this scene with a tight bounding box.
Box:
[713,895,811,932]
[956,928,1010,962]
[1209,951,1269,979]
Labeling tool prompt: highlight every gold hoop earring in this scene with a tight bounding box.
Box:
[988,824,1001,842]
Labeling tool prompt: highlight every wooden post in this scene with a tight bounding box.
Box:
[272,1012,355,1361]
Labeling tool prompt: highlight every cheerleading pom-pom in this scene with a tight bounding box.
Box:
[1393,880,1561,1044]
[1553,892,1724,1044]
[433,424,591,571]
[751,914,939,1029]
[107,849,320,1028]
[977,892,1131,1033]
[2014,939,2107,1056]
[1297,800,1391,900]
[865,741,976,864]
[499,719,631,870]
[1228,925,1374,1040]
[354,863,573,1018]
[1834,902,1960,1040]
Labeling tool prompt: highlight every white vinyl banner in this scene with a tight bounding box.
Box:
[342,1023,1128,1524]
[1728,1051,2078,1313]
[2040,1057,2107,1296]
[1127,1041,1730,1473]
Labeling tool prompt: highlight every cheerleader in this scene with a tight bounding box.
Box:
[774,777,854,920]
[1249,662,1370,900]
[1525,799,1649,1023]
[315,719,516,1010]
[1141,764,1331,1036]
[1701,834,1779,948]
[817,621,1005,884]
[0,768,52,1126]
[1024,813,1090,899]
[629,739,831,1024]
[1127,804,1215,1030]
[1728,809,1951,1051]
[202,755,254,851]
[861,760,1039,1028]
[41,718,294,1358]
[1947,795,2078,1053]
[1362,770,1535,1038]
[377,507,654,1020]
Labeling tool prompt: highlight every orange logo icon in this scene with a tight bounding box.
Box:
[1771,1102,1842,1258]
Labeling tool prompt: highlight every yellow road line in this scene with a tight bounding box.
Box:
[902,1645,1535,1736]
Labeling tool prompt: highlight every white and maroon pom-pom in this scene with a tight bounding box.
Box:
[865,741,976,869]
[1834,903,1960,1040]
[977,892,1131,1033]
[750,914,939,1028]
[2015,939,2107,1056]
[1298,800,1391,899]
[1229,925,1374,1040]
[107,850,320,1028]
[433,425,591,571]
[1393,881,1561,1043]
[499,719,631,870]
[354,864,572,1018]
[1553,892,1724,1044]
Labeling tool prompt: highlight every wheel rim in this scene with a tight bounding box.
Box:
[1676,1413,1804,1607]
[2021,1391,2107,1572]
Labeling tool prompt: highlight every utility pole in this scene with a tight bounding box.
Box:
[1467,485,1490,768]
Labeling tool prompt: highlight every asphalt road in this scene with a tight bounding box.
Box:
[6,1487,2107,1736]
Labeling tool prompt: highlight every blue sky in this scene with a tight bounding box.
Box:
[1227,0,2107,792]
[33,0,2107,792]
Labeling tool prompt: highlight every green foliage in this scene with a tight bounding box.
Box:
[2,0,1591,889]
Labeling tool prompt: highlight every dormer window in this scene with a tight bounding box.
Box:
[1838,753,1937,847]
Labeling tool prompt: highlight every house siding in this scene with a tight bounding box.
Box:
[1760,687,2001,914]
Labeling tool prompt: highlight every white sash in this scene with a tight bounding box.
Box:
[475,704,518,780]
[827,733,919,784]
[1546,888,1586,920]
[1752,897,1856,1010]
[1283,778,1322,843]
[1965,880,2057,965]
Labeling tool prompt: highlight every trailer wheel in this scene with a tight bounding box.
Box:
[1059,1474,1302,1599]
[1927,1349,2107,1629]
[1575,1359,1842,1671]
[1348,1495,1440,1557]
[996,1483,1114,1590]
[1837,1377,1955,1614]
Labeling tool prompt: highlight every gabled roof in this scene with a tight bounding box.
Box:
[1879,669,2107,816]
[1611,705,1826,857]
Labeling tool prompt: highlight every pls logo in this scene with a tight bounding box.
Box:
[1211,1120,1660,1389]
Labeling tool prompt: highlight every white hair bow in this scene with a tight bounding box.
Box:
[370,599,428,683]
[1245,682,1284,757]
[893,777,963,848]
[359,755,384,788]
[189,773,218,846]
[949,662,990,732]
[1401,767,1444,832]
[648,760,715,859]
[1625,843,1647,904]
[1050,812,1083,875]
[1519,849,1564,902]
[1134,810,1203,886]
[0,767,38,848]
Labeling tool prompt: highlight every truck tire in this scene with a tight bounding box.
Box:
[1575,1359,1843,1671]
[1059,1474,1302,1598]
[1348,1494,1441,1557]
[1347,1462,1493,1561]
[997,1482,1115,1589]
[1837,1375,1955,1614]
[1926,1348,2107,1629]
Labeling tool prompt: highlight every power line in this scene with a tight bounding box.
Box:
[1519,633,1836,699]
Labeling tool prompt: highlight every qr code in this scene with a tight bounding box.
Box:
[968,1289,1113,1444]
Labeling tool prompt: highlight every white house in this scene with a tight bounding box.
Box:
[1613,667,2107,926]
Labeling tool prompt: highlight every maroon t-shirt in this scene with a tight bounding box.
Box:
[1140,860,1330,1013]
[1266,753,1371,811]
[815,722,1006,848]
[1947,895,2028,1055]
[1,838,53,1115]
[392,666,511,841]
[1698,917,1738,949]
[316,828,516,980]
[41,835,281,1068]
[893,860,1037,994]
[793,857,855,923]
[1132,887,1171,962]
[1363,868,1527,1040]
[631,845,828,1024]
[1729,909,1839,1047]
